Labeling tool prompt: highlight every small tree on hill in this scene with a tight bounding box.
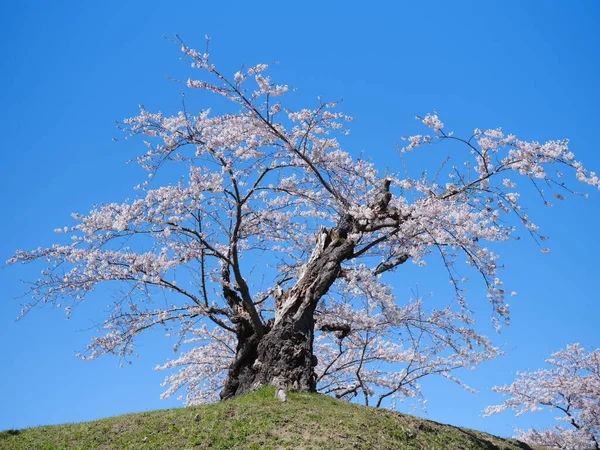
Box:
[8,38,600,406]
[486,344,600,450]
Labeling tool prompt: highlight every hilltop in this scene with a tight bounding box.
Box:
[0,387,536,449]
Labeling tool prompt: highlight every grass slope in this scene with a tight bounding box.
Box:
[1,387,536,450]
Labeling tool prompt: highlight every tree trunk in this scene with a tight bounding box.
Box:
[219,226,355,400]
[219,312,316,401]
[219,318,260,401]
[254,306,318,393]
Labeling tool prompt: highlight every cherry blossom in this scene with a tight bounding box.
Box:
[8,38,599,406]
[486,344,600,449]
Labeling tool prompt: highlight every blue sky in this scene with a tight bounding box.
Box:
[1,0,599,439]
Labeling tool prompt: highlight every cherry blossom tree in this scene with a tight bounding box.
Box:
[486,344,600,449]
[8,37,600,406]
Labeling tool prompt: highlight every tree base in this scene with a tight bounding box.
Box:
[220,316,317,401]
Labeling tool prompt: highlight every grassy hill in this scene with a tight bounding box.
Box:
[0,387,537,450]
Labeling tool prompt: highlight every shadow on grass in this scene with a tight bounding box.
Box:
[1,430,21,436]
[455,426,533,450]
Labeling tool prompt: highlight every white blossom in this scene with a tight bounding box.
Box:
[7,44,599,409]
[486,344,600,449]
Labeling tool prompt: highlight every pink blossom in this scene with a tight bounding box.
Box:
[486,344,600,449]
[8,44,599,408]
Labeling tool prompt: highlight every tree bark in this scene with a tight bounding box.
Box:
[219,317,260,401]
[219,226,355,400]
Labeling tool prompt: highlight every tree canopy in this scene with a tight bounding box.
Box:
[486,344,600,449]
[9,38,600,407]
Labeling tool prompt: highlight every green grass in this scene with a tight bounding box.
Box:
[0,387,537,449]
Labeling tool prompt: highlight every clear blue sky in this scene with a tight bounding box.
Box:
[1,0,599,439]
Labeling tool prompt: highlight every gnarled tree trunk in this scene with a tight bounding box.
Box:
[219,226,355,400]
